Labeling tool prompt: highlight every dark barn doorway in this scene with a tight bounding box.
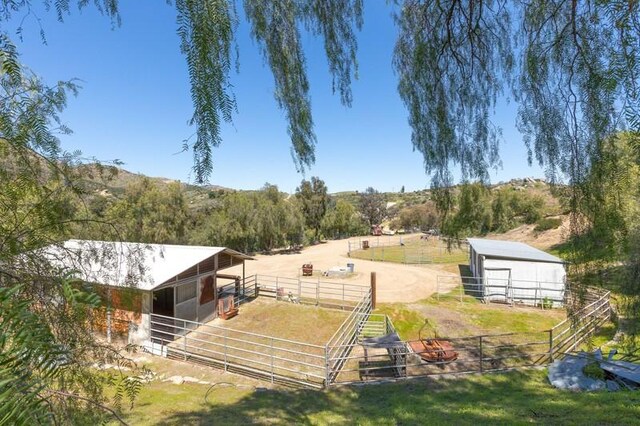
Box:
[152,287,174,317]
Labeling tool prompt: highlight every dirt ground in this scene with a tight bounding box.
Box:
[226,234,461,304]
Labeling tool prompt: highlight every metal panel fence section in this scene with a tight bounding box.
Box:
[146,274,373,389]
[549,290,611,361]
[254,274,369,310]
[149,313,327,388]
[325,288,374,383]
[218,274,258,307]
[329,288,611,385]
[436,275,566,308]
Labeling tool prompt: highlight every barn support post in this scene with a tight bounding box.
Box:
[370,272,377,310]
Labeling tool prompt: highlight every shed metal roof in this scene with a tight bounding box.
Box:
[41,239,253,291]
[467,238,565,264]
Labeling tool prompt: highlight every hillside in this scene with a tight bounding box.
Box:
[76,164,565,233]
[75,163,232,209]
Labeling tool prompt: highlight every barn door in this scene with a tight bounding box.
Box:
[484,268,512,304]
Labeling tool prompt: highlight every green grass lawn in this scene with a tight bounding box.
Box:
[113,369,640,425]
[350,239,468,264]
[374,287,566,340]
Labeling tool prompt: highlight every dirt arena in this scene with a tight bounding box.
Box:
[228,234,463,303]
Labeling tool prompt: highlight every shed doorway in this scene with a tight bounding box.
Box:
[484,268,512,303]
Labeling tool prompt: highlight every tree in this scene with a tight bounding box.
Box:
[443,183,492,238]
[189,184,304,253]
[295,176,330,241]
[0,43,142,423]
[105,178,189,244]
[322,199,366,238]
[392,202,439,232]
[359,187,386,227]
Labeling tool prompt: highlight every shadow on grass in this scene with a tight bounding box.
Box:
[148,370,640,425]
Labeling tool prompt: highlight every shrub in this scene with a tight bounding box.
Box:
[535,217,562,233]
[541,296,553,309]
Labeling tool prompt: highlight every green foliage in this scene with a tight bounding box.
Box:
[175,0,238,183]
[103,177,189,244]
[443,183,492,238]
[295,176,330,241]
[394,1,511,191]
[358,187,386,226]
[541,296,553,310]
[390,202,438,231]
[321,199,366,239]
[582,362,606,381]
[1,26,143,422]
[535,218,562,233]
[243,0,362,174]
[189,184,304,253]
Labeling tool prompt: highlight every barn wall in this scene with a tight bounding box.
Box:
[92,287,154,344]
[483,258,566,306]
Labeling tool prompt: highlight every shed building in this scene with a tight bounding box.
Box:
[467,238,566,306]
[42,239,253,345]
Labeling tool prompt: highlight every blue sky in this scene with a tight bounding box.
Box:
[7,1,543,193]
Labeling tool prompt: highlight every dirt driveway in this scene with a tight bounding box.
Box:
[229,236,463,304]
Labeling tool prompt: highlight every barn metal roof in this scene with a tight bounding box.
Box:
[41,239,253,291]
[467,238,565,264]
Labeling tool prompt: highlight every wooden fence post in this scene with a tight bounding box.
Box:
[548,329,554,363]
[371,272,377,310]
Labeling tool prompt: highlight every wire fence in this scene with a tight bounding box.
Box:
[326,288,374,383]
[331,288,611,385]
[146,274,373,388]
[436,275,566,308]
[149,313,328,388]
[143,273,610,389]
[348,238,469,264]
[254,274,369,310]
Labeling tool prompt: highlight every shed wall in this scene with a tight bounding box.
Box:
[483,258,565,306]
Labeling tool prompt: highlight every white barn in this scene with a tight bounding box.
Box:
[467,238,566,307]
